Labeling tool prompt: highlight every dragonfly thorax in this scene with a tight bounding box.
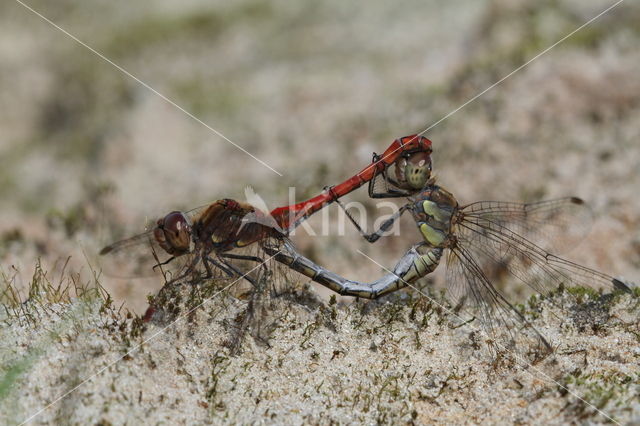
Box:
[411,186,458,248]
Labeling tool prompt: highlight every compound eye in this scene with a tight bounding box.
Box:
[156,211,191,255]
[163,212,189,234]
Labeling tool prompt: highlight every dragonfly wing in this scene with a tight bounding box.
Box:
[98,204,213,279]
[461,197,593,254]
[99,230,155,255]
[99,230,188,278]
[445,246,552,360]
[455,213,630,299]
[184,204,212,222]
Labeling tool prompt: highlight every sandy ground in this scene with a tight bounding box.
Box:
[1,277,639,424]
[1,0,640,424]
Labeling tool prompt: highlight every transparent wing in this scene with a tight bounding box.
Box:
[98,204,210,278]
[460,197,593,254]
[183,203,213,220]
[218,238,292,354]
[98,230,190,278]
[445,246,552,361]
[454,209,628,300]
[444,198,630,358]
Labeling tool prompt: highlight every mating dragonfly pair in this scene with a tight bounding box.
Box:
[100,135,632,358]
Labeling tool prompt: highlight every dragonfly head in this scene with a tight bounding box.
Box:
[154,211,193,256]
[394,150,432,191]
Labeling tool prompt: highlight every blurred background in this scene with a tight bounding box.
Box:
[1,0,639,313]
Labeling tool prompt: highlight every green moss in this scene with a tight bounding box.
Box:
[106,13,220,58]
[561,371,639,415]
[564,25,608,49]
[0,265,111,421]
[172,79,247,117]
[0,356,32,400]
[105,3,272,58]
[206,352,231,409]
[565,286,600,303]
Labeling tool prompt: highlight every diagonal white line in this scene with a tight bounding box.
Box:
[356,250,621,425]
[415,0,626,136]
[14,0,283,177]
[18,251,282,425]
[355,0,625,180]
[13,0,627,422]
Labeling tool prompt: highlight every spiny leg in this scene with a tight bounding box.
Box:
[219,253,268,272]
[149,243,177,284]
[367,153,414,199]
[369,186,413,198]
[147,254,202,320]
[224,258,273,355]
[263,240,442,299]
[205,255,236,278]
[216,256,260,288]
[165,255,200,286]
[219,252,271,284]
[152,255,176,272]
[332,193,412,243]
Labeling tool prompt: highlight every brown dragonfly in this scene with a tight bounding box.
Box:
[99,199,281,285]
[98,135,433,284]
[98,135,433,344]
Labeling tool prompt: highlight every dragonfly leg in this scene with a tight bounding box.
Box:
[332,195,411,243]
[366,153,413,199]
[219,253,270,284]
[368,178,413,199]
[152,256,177,272]
[216,256,260,287]
[204,256,236,278]
[264,240,442,299]
[219,253,268,273]
[163,255,200,286]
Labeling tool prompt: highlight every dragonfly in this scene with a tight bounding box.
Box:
[263,149,633,359]
[99,135,433,286]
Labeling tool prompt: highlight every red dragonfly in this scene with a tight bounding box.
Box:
[99,135,433,286]
[263,148,634,359]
